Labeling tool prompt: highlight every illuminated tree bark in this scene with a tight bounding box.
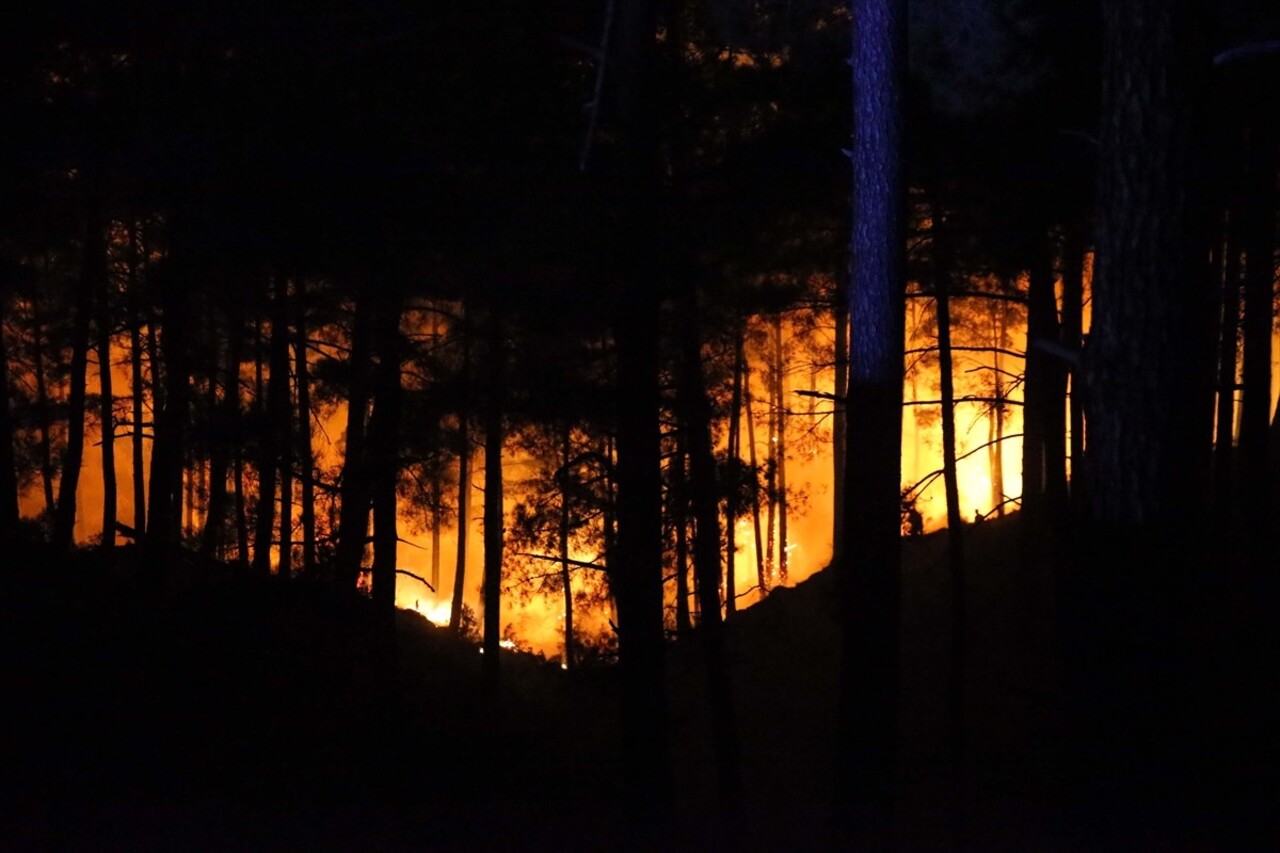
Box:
[839,0,906,821]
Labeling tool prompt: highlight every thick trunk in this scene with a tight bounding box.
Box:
[839,0,906,820]
[370,292,402,615]
[54,220,96,551]
[147,276,191,548]
[481,312,504,680]
[336,293,375,587]
[1023,231,1066,521]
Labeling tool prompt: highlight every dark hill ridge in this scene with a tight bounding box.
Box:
[3,518,1269,850]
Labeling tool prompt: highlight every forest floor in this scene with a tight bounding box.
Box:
[2,516,1272,850]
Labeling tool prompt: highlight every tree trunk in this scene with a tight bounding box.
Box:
[744,369,767,595]
[773,315,789,585]
[31,277,56,520]
[1023,229,1065,523]
[336,292,375,587]
[560,422,576,670]
[276,282,294,580]
[1215,209,1242,505]
[1239,115,1276,523]
[833,277,849,561]
[449,313,472,634]
[928,192,967,777]
[0,298,19,542]
[53,213,96,551]
[1060,223,1087,499]
[482,311,504,681]
[672,441,692,632]
[127,223,147,536]
[839,0,906,822]
[95,223,116,553]
[725,325,745,617]
[201,313,232,558]
[252,280,288,575]
[370,292,402,616]
[295,279,317,576]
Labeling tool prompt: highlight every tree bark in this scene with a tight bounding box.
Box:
[276,282,293,580]
[0,297,19,542]
[833,277,849,561]
[744,369,767,595]
[839,0,906,822]
[53,211,96,551]
[725,325,745,616]
[127,223,147,537]
[449,311,472,634]
[1060,223,1088,498]
[773,315,789,585]
[1239,115,1276,522]
[560,422,576,670]
[295,279,317,576]
[31,276,56,520]
[94,218,116,553]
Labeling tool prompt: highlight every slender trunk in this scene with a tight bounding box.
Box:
[370,292,402,615]
[1215,211,1242,503]
[773,315,788,585]
[0,300,19,541]
[725,326,745,617]
[482,311,504,680]
[833,278,849,560]
[1023,231,1063,522]
[276,283,293,579]
[201,329,230,558]
[1061,224,1087,497]
[253,280,287,575]
[764,361,777,588]
[449,315,472,634]
[744,371,767,595]
[560,422,576,670]
[147,262,190,549]
[336,293,375,587]
[673,441,693,631]
[840,0,906,820]
[295,280,317,576]
[126,224,147,535]
[31,278,56,519]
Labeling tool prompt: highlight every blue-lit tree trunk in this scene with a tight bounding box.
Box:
[838,0,906,825]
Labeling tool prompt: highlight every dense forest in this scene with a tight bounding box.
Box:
[3,0,1279,847]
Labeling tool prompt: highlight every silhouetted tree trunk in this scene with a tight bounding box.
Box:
[839,0,906,824]
[560,422,576,669]
[482,311,504,680]
[127,223,147,536]
[607,0,669,806]
[744,371,767,595]
[1077,0,1213,834]
[927,192,967,778]
[53,213,95,551]
[1024,230,1066,523]
[1214,208,1242,504]
[772,315,788,585]
[725,325,745,617]
[833,277,849,561]
[31,277,56,519]
[1239,115,1276,523]
[253,279,288,575]
[370,292,402,615]
[147,268,191,549]
[1060,223,1087,498]
[94,214,116,553]
[295,280,317,576]
[336,292,375,587]
[202,301,243,557]
[0,297,18,542]
[672,441,693,631]
[449,312,472,634]
[678,287,743,810]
